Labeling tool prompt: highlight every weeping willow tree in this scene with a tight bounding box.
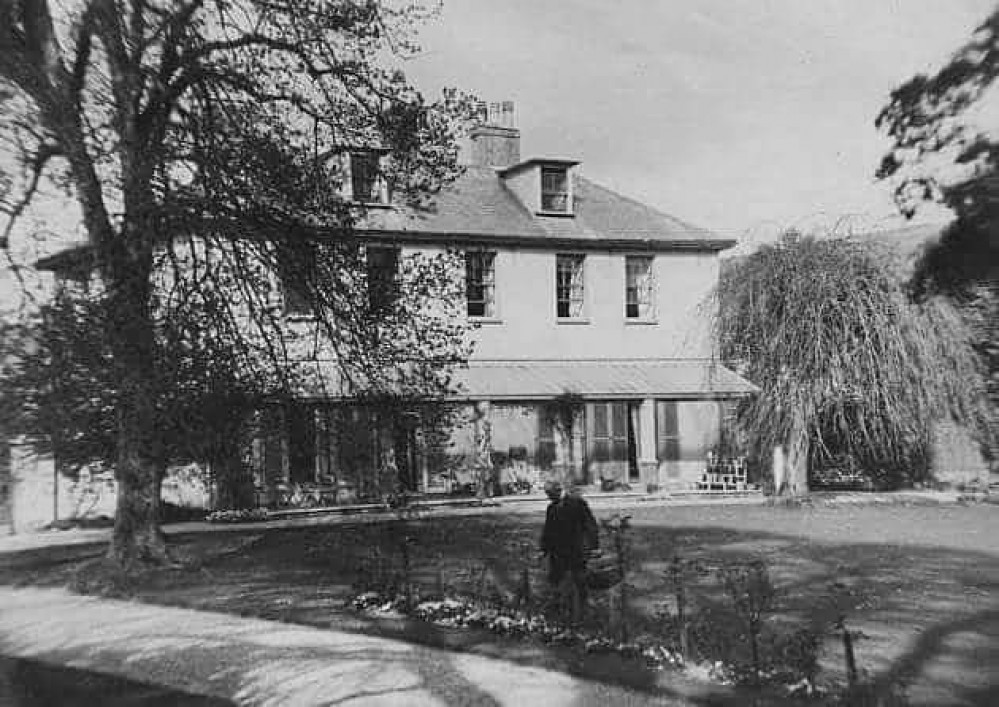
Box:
[715,232,991,494]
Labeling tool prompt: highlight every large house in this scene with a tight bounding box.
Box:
[6,103,756,529]
[254,102,757,503]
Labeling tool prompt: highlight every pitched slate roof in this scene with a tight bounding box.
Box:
[358,166,730,250]
[360,166,540,238]
[36,165,730,273]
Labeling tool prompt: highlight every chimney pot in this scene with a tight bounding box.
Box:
[500,101,515,128]
[488,102,502,125]
[467,99,520,168]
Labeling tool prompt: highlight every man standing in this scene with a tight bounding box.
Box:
[540,480,599,623]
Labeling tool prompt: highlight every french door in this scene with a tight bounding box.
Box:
[587,401,639,483]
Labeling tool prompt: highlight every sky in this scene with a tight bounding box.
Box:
[2,0,993,313]
[402,0,995,242]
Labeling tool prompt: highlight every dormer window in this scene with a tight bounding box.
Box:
[350,151,384,203]
[498,157,578,216]
[541,167,569,212]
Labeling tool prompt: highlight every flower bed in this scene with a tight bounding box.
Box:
[206,508,270,523]
[350,590,733,681]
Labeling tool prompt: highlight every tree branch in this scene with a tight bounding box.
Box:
[0,141,59,247]
[69,5,99,111]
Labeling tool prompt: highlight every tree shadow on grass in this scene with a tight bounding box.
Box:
[0,655,236,707]
[167,517,998,703]
[1,586,738,706]
[617,519,999,705]
[0,543,108,586]
[2,511,998,704]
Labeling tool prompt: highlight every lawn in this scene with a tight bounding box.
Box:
[1,501,996,705]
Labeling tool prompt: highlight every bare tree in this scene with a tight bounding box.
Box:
[0,0,475,567]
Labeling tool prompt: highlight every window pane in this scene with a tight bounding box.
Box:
[350,153,379,202]
[278,256,313,317]
[283,281,310,317]
[542,169,567,192]
[611,403,627,437]
[556,254,584,318]
[538,406,556,468]
[262,407,284,484]
[367,246,399,314]
[465,251,496,317]
[542,193,568,211]
[538,441,558,468]
[625,257,654,318]
[541,167,569,212]
[656,401,680,461]
[539,405,555,439]
[657,401,678,434]
[658,438,680,462]
[288,404,316,484]
[593,403,608,437]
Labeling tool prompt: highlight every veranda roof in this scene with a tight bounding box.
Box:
[450,359,756,401]
[287,358,756,402]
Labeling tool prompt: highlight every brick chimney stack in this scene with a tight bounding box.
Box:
[468,100,520,168]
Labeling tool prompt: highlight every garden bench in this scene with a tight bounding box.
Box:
[695,456,748,491]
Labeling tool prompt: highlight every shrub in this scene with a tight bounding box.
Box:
[160,501,206,524]
[721,559,775,684]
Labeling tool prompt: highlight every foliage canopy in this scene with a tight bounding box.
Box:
[0,0,476,563]
[876,4,998,453]
[716,233,990,487]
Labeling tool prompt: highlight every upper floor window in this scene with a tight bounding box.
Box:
[556,254,585,319]
[625,256,655,319]
[541,167,569,212]
[279,262,312,318]
[465,250,497,318]
[350,152,382,203]
[366,245,399,314]
[283,280,311,318]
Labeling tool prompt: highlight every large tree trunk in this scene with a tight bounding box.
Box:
[110,441,168,566]
[107,253,170,566]
[783,410,810,496]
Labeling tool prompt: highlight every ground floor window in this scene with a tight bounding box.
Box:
[0,442,10,526]
[248,396,742,503]
[253,403,453,503]
[587,401,640,483]
[656,400,680,461]
[286,404,316,485]
[537,405,558,469]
